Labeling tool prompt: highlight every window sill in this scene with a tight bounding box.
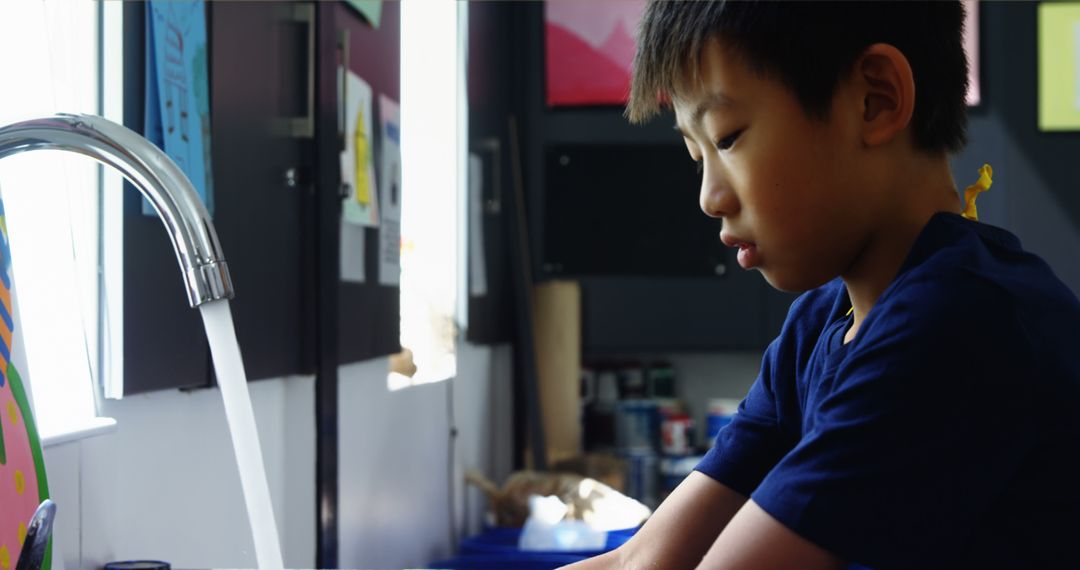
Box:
[40,417,118,448]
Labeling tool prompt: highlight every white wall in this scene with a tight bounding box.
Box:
[42,340,512,570]
[44,375,315,570]
[337,340,513,569]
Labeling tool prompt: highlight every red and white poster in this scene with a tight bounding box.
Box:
[545,0,646,107]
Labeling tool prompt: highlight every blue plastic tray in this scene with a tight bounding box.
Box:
[458,526,637,557]
[428,553,588,570]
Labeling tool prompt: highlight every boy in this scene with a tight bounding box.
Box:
[567,2,1080,569]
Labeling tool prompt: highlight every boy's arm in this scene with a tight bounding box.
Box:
[696,499,844,569]
[562,471,748,570]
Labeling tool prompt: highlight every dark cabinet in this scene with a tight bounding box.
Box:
[120,2,328,394]
[209,2,315,382]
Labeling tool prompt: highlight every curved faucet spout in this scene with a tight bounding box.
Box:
[0,113,233,307]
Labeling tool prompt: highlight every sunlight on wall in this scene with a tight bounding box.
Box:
[0,0,101,437]
[396,0,466,389]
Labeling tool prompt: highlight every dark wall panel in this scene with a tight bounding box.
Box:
[466,1,518,345]
[210,2,314,382]
[122,2,316,395]
[335,2,401,364]
[122,1,209,394]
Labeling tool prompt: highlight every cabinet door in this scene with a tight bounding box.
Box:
[122,2,313,395]
[209,1,314,381]
[581,272,765,355]
[122,2,208,394]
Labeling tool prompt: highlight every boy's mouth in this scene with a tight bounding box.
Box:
[720,232,759,269]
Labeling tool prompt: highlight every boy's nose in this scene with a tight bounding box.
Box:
[699,165,739,219]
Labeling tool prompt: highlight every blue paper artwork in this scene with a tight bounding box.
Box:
[143,0,214,217]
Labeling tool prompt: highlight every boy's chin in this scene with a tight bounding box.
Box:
[759,268,833,294]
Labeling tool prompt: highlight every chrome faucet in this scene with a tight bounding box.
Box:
[0,113,233,307]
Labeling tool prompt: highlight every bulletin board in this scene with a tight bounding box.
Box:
[1038,2,1080,131]
[333,2,402,364]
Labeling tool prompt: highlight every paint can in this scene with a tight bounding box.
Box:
[615,399,658,451]
[660,413,694,456]
[622,449,659,508]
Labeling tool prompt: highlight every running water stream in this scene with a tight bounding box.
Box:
[199,299,284,569]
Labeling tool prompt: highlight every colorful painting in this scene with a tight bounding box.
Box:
[0,199,51,570]
[143,0,214,217]
[546,1,981,109]
[545,0,646,107]
[1038,2,1080,130]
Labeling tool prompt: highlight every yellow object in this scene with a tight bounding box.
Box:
[961,164,993,222]
[1037,3,1080,130]
[354,109,371,206]
[15,525,24,549]
[1,544,9,570]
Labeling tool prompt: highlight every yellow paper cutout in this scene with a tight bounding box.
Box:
[961,164,993,222]
[355,108,372,206]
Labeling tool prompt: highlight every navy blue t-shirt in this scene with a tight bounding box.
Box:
[696,212,1080,569]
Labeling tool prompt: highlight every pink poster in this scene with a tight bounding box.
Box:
[545,0,646,107]
[545,1,977,107]
[964,0,981,106]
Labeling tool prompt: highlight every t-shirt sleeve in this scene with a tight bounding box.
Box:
[694,352,798,496]
[695,298,808,496]
[749,284,1038,568]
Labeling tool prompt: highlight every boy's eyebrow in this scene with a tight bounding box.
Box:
[674,91,736,137]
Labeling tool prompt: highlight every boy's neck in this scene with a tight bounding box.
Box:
[842,158,961,344]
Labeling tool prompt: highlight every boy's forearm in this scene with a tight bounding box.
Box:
[561,549,622,570]
[562,472,747,570]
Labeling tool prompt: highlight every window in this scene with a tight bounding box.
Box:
[395,0,468,389]
[0,0,115,442]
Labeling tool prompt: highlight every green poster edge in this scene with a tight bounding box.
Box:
[7,362,52,570]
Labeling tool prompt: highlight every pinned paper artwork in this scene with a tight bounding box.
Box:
[378,95,401,286]
[340,221,366,284]
[340,67,380,226]
[346,0,383,28]
[1039,3,1080,131]
[545,0,646,107]
[143,0,214,217]
[468,153,488,297]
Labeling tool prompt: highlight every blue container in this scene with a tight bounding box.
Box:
[428,553,587,570]
[459,526,637,557]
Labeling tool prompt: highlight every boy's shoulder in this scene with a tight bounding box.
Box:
[879,212,1080,330]
[860,213,1080,379]
[780,212,1080,359]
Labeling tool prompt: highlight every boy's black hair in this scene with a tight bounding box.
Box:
[628,1,969,155]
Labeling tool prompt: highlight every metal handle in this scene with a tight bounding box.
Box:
[474,138,502,214]
[274,3,315,139]
[338,28,350,151]
[0,114,235,306]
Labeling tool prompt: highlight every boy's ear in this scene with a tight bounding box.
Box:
[854,43,915,148]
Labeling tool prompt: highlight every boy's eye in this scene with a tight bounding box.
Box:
[715,129,743,151]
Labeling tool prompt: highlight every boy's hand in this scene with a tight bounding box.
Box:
[561,471,748,569]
